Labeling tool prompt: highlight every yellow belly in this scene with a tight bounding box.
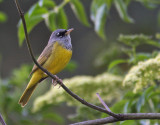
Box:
[42,42,72,75]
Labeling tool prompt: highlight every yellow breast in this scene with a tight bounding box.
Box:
[43,42,72,75]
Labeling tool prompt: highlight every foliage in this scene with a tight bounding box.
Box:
[0,65,64,125]
[64,60,77,72]
[0,11,7,23]
[108,34,160,71]
[123,54,160,92]
[110,85,160,125]
[18,0,90,44]
[3,0,160,124]
[0,0,7,23]
[93,44,123,69]
[17,0,160,44]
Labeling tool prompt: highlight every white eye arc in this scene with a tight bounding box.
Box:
[56,32,63,38]
[57,33,60,36]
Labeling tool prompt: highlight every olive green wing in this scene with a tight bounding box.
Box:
[30,43,53,76]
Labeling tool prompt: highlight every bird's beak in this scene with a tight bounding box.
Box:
[65,28,74,35]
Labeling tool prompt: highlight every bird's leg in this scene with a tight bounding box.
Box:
[52,79,57,86]
[52,75,63,88]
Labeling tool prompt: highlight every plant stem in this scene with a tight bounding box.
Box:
[0,113,6,125]
[58,0,70,9]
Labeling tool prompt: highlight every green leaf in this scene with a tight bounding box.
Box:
[146,40,160,48]
[156,33,160,39]
[9,65,31,86]
[43,113,64,124]
[44,11,57,31]
[136,93,145,112]
[90,0,97,22]
[91,0,110,39]
[20,120,33,125]
[108,59,127,70]
[38,0,56,8]
[148,91,160,99]
[101,113,108,118]
[111,100,128,113]
[135,53,151,62]
[70,0,90,27]
[118,34,158,47]
[114,0,133,23]
[140,0,158,9]
[94,4,107,40]
[124,0,131,6]
[144,86,155,99]
[120,120,136,125]
[124,91,139,98]
[105,0,113,9]
[18,4,48,45]
[136,86,156,112]
[45,8,68,31]
[91,0,108,21]
[123,101,129,113]
[0,11,7,23]
[56,8,68,29]
[64,60,77,72]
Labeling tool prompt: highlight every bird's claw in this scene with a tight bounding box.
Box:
[52,79,58,86]
[52,75,63,88]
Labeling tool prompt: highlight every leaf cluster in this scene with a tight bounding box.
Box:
[17,0,160,45]
[110,85,160,125]
[108,34,160,71]
[0,65,64,125]
[18,0,90,45]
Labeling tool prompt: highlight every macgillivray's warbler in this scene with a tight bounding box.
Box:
[19,28,73,107]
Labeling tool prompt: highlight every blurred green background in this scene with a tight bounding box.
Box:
[0,0,160,125]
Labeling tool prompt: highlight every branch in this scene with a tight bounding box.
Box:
[96,93,111,112]
[71,113,160,125]
[0,113,6,125]
[14,0,120,119]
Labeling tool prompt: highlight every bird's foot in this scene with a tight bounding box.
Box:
[52,79,58,86]
[52,75,63,88]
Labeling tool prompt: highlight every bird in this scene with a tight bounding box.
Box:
[19,28,73,107]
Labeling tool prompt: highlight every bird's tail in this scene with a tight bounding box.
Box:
[19,73,41,107]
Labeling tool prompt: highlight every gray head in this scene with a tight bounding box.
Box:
[48,28,73,50]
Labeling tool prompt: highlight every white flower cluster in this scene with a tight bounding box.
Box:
[33,73,123,112]
[123,54,160,92]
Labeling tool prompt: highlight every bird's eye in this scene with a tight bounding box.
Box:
[56,32,63,38]
[56,33,60,36]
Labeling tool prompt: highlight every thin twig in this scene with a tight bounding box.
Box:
[71,113,160,125]
[0,113,6,125]
[96,93,111,112]
[14,0,120,119]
